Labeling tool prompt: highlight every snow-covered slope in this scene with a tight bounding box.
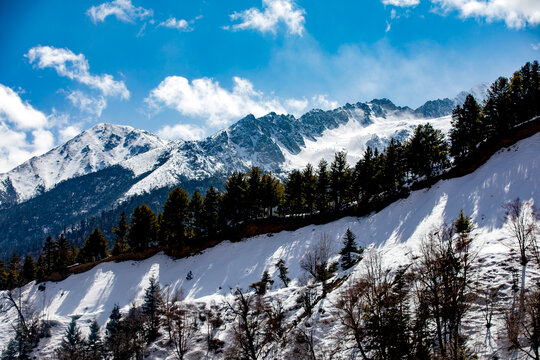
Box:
[2,131,538,358]
[0,123,167,205]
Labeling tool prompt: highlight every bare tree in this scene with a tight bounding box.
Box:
[505,285,540,360]
[300,234,338,296]
[225,288,271,360]
[503,198,539,303]
[170,303,199,360]
[414,216,476,360]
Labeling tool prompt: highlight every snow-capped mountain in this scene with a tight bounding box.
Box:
[0,123,167,206]
[0,85,488,256]
[2,130,538,359]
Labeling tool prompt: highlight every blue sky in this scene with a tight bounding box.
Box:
[0,0,539,172]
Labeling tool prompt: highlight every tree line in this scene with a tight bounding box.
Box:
[1,60,539,294]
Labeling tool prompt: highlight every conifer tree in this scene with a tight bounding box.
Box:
[340,228,363,270]
[105,304,122,358]
[260,173,283,217]
[222,172,248,226]
[202,186,222,238]
[1,339,18,360]
[142,276,163,342]
[250,270,274,295]
[161,187,190,249]
[405,123,449,180]
[247,167,264,219]
[86,320,103,360]
[275,259,290,287]
[42,236,57,274]
[330,151,350,210]
[129,204,158,251]
[189,190,204,239]
[111,212,129,255]
[285,170,304,215]
[315,159,331,213]
[55,318,85,360]
[302,164,317,215]
[450,94,483,159]
[55,234,73,274]
[22,256,36,283]
[78,228,109,263]
[483,77,512,136]
[6,253,21,289]
[382,138,406,196]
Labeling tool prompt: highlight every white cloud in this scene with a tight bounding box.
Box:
[157,124,206,141]
[146,76,288,127]
[533,42,540,50]
[229,0,305,36]
[0,84,48,130]
[431,0,540,28]
[87,0,152,24]
[159,17,190,31]
[67,91,107,117]
[0,84,55,172]
[382,0,419,7]
[59,125,82,143]
[146,75,338,128]
[27,46,129,100]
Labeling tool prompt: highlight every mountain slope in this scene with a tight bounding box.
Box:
[0,123,167,206]
[1,131,538,358]
[0,85,489,256]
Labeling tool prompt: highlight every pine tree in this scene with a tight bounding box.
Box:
[86,320,103,360]
[222,172,248,226]
[202,186,222,238]
[246,167,264,219]
[42,236,57,274]
[340,228,362,270]
[249,270,274,295]
[189,190,204,239]
[285,170,304,215]
[315,159,331,213]
[22,256,36,283]
[405,123,449,180]
[111,212,129,255]
[78,228,109,263]
[450,94,483,159]
[129,204,158,251]
[382,138,406,196]
[260,173,283,217]
[55,234,73,274]
[105,304,122,359]
[56,318,85,360]
[330,151,350,211]
[483,76,512,136]
[142,276,163,342]
[302,164,317,215]
[160,187,190,249]
[6,253,21,289]
[275,259,290,287]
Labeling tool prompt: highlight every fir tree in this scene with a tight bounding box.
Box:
[202,186,222,238]
[105,304,122,359]
[55,234,73,274]
[22,256,36,283]
[405,123,449,180]
[42,236,57,274]
[450,94,483,159]
[160,187,190,249]
[189,190,204,239]
[302,164,317,215]
[249,270,274,295]
[340,228,362,270]
[285,170,304,215]
[142,276,163,342]
[111,212,129,255]
[275,259,290,287]
[78,228,109,263]
[222,172,248,226]
[55,318,85,360]
[86,320,103,360]
[261,173,283,217]
[315,159,331,213]
[246,167,264,219]
[330,151,350,210]
[129,204,158,251]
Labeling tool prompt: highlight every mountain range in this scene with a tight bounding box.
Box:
[0,83,489,256]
